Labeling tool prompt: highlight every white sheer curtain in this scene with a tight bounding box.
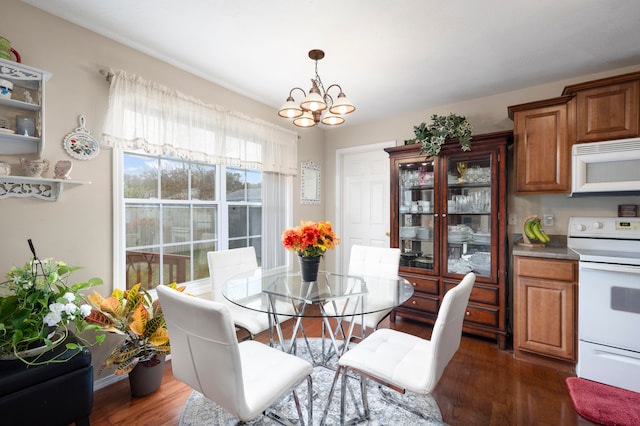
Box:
[102,69,297,270]
[262,172,292,270]
[102,69,298,175]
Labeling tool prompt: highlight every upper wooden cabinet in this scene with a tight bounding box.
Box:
[508,97,572,194]
[562,71,640,143]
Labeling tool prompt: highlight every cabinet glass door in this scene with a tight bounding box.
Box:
[398,159,435,272]
[445,153,493,278]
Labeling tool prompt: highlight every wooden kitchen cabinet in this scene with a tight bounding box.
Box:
[562,71,640,143]
[386,131,511,349]
[508,96,572,194]
[513,256,577,369]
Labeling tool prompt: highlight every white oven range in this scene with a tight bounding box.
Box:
[567,216,640,393]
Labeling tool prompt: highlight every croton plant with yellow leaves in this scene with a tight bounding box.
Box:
[86,282,186,375]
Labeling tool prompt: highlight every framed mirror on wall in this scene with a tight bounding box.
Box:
[300,161,320,205]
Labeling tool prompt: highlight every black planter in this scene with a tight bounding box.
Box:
[298,256,321,282]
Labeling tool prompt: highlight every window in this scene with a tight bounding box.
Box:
[103,70,297,292]
[123,153,261,290]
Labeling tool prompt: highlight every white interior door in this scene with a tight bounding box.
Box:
[336,141,395,274]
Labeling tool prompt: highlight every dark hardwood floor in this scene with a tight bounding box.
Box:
[90,315,593,425]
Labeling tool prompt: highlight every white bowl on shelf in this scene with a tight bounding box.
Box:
[417,227,432,240]
[400,226,418,239]
[472,232,491,244]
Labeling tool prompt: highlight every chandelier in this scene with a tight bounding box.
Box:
[278,49,356,127]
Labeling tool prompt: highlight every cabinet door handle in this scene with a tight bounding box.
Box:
[442,213,447,218]
[412,300,417,305]
[466,311,471,316]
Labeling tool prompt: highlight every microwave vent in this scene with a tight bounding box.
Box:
[573,138,640,156]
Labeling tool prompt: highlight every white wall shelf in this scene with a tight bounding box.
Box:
[0,176,90,201]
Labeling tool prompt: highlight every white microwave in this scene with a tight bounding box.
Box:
[572,137,640,196]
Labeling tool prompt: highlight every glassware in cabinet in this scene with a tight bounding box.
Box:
[444,153,494,278]
[398,159,435,272]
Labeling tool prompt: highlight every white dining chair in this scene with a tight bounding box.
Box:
[323,245,401,338]
[325,272,476,424]
[207,247,274,340]
[157,285,314,425]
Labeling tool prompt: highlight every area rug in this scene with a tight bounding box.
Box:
[179,338,446,425]
[566,377,640,426]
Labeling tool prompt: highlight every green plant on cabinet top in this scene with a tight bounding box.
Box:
[405,113,473,157]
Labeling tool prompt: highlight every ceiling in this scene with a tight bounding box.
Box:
[23,0,640,127]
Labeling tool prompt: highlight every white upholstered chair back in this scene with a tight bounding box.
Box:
[207,246,258,303]
[424,271,476,392]
[156,285,249,416]
[348,244,401,279]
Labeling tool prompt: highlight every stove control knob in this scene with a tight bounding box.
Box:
[592,221,602,229]
[575,223,586,231]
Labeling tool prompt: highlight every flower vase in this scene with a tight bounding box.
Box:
[298,255,321,282]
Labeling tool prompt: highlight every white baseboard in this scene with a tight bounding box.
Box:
[94,373,126,391]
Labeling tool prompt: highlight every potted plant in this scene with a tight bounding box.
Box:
[405,113,473,157]
[86,282,186,396]
[281,220,340,282]
[0,246,105,364]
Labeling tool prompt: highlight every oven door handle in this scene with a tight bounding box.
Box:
[580,262,640,275]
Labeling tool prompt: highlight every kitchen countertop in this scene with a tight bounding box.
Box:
[511,234,580,261]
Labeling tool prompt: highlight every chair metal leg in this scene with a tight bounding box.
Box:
[360,371,369,419]
[340,367,348,425]
[263,375,313,426]
[376,384,440,422]
[306,375,313,425]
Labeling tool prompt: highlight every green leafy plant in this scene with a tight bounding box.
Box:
[406,113,473,157]
[86,282,185,375]
[0,256,105,364]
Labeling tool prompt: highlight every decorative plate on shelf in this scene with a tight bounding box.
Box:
[0,127,15,134]
[62,115,100,160]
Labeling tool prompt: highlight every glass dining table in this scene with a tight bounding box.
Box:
[223,268,414,366]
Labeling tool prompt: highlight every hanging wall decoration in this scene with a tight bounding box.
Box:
[63,115,100,160]
[300,161,321,205]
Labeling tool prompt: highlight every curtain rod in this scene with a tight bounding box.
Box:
[99,69,113,83]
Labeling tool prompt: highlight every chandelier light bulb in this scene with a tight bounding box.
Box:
[321,111,345,126]
[293,111,316,128]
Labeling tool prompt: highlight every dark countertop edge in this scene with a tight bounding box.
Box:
[511,234,580,261]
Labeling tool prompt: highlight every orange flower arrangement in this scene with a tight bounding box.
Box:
[281,220,340,258]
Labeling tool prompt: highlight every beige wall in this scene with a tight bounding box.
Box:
[0,0,324,288]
